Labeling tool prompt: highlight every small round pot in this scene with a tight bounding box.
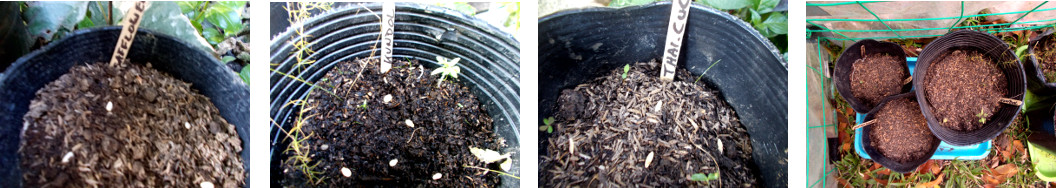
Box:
[913,30,1026,146]
[861,92,940,173]
[1025,29,1056,95]
[834,39,910,113]
[269,3,520,187]
[0,27,250,187]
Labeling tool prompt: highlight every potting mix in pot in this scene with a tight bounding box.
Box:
[1035,34,1056,82]
[868,97,937,163]
[924,49,1008,131]
[540,61,756,187]
[850,54,905,108]
[19,62,244,187]
[278,58,507,186]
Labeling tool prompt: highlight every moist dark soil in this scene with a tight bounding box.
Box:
[1035,34,1056,82]
[850,54,906,108]
[924,50,1008,131]
[868,98,936,162]
[278,59,504,187]
[19,62,244,187]
[539,61,756,187]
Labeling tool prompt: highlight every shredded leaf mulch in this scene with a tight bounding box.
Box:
[279,58,507,187]
[850,54,905,108]
[540,61,757,187]
[924,50,1008,131]
[868,98,936,162]
[20,62,244,187]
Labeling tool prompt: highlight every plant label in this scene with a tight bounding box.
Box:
[380,2,396,73]
[109,1,149,66]
[660,0,691,81]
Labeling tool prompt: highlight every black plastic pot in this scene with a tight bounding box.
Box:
[861,92,939,173]
[914,30,1026,146]
[0,27,250,187]
[834,39,910,113]
[269,3,519,187]
[538,2,786,187]
[1026,29,1056,95]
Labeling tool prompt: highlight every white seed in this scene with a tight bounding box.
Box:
[341,167,352,177]
[432,173,443,180]
[320,144,329,150]
[61,152,74,163]
[383,94,393,103]
[653,101,663,113]
[184,122,191,129]
[717,139,724,154]
[105,101,113,112]
[645,151,654,168]
[200,181,214,188]
[404,119,414,128]
[569,139,575,155]
[389,159,398,167]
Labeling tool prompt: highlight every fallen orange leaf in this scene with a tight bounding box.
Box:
[983,173,1001,184]
[994,164,1018,175]
[877,168,891,176]
[984,184,997,188]
[930,161,944,174]
[915,173,944,188]
[917,160,933,174]
[841,142,851,152]
[1013,140,1025,155]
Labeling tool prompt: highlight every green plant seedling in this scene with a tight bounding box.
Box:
[976,108,989,123]
[689,172,720,183]
[431,56,461,87]
[538,117,555,133]
[622,64,630,79]
[358,101,368,109]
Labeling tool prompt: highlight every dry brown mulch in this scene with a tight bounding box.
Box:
[850,54,905,108]
[924,50,1008,131]
[540,61,756,187]
[19,62,244,187]
[868,98,935,162]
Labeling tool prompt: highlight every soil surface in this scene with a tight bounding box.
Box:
[278,59,505,187]
[924,50,1008,131]
[19,62,244,187]
[1036,34,1056,82]
[850,54,905,108]
[540,61,756,187]
[868,98,936,162]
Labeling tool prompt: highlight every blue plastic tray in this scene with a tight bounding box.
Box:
[853,57,992,160]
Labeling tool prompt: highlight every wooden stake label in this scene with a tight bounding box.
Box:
[109,1,149,66]
[660,0,691,81]
[379,2,396,73]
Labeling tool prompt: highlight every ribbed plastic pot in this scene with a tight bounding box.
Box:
[269,3,520,187]
[861,92,939,173]
[1026,30,1056,95]
[914,30,1026,146]
[538,2,786,187]
[0,27,250,187]
[834,39,910,113]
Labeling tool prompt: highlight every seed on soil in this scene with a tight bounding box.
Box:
[569,139,575,155]
[718,139,724,154]
[341,167,351,177]
[184,122,191,129]
[404,119,414,128]
[644,151,654,168]
[61,152,73,163]
[105,101,113,112]
[389,159,398,167]
[383,94,393,103]
[200,181,214,188]
[432,173,443,180]
[320,144,329,150]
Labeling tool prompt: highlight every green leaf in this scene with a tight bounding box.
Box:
[543,117,554,125]
[23,1,88,40]
[622,64,630,79]
[690,172,720,182]
[754,12,787,38]
[202,27,223,45]
[138,1,214,54]
[609,0,655,7]
[753,0,780,14]
[221,55,236,63]
[700,0,751,10]
[239,64,250,85]
[1016,45,1029,59]
[547,126,553,134]
[204,1,245,37]
[82,1,123,28]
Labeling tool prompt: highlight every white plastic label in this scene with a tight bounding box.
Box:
[380,2,396,73]
[109,1,149,66]
[660,0,691,81]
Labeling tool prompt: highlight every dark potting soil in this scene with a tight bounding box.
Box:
[924,50,1008,131]
[1036,34,1056,82]
[278,59,504,187]
[850,54,905,108]
[868,98,935,162]
[540,61,756,187]
[19,62,244,187]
